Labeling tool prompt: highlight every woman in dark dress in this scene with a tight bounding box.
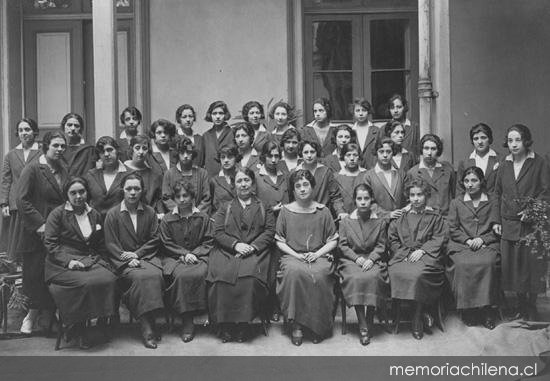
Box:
[388,179,446,340]
[338,183,390,345]
[299,97,338,157]
[276,169,338,345]
[206,167,275,343]
[447,166,500,329]
[209,145,241,214]
[202,101,235,177]
[334,143,367,214]
[85,136,131,220]
[60,113,97,177]
[234,122,260,170]
[104,173,165,349]
[322,124,357,173]
[159,181,213,342]
[1,118,41,262]
[494,124,550,320]
[382,120,416,172]
[44,177,117,349]
[241,100,270,153]
[175,104,204,167]
[17,131,69,334]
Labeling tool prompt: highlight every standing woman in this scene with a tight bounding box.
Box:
[159,181,213,343]
[175,104,204,167]
[323,124,357,173]
[104,173,165,349]
[334,143,367,214]
[270,101,296,146]
[338,184,390,345]
[382,120,416,172]
[300,98,338,157]
[241,101,270,153]
[60,113,97,177]
[278,128,302,174]
[254,141,289,214]
[162,137,211,215]
[276,169,338,345]
[456,123,500,195]
[494,124,550,320]
[16,131,69,334]
[206,168,275,343]
[85,136,130,220]
[117,106,143,162]
[202,101,234,178]
[1,118,41,262]
[447,167,500,329]
[209,145,241,214]
[406,134,455,216]
[350,98,379,170]
[388,179,446,340]
[388,94,420,156]
[147,119,177,176]
[44,177,117,349]
[234,122,260,170]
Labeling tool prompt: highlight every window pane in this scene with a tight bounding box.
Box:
[371,19,407,69]
[312,21,352,71]
[313,72,353,120]
[371,71,405,119]
[305,0,416,10]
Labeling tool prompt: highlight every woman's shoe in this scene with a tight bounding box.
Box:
[221,325,233,343]
[482,315,496,330]
[412,314,424,340]
[142,334,157,349]
[20,309,38,334]
[291,327,303,346]
[359,328,371,346]
[181,315,195,343]
[271,312,280,322]
[140,316,157,349]
[235,324,248,343]
[311,334,323,344]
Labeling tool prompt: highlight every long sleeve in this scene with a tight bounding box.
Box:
[0,154,12,206]
[420,215,447,258]
[44,208,72,268]
[16,165,45,232]
[103,210,128,270]
[327,170,345,216]
[197,169,212,215]
[338,220,359,262]
[213,205,239,253]
[135,216,160,260]
[388,219,410,264]
[249,206,275,253]
[192,218,214,257]
[368,221,387,263]
[448,200,470,244]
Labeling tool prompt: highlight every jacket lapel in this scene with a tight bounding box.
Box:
[39,165,63,197]
[515,157,534,184]
[14,149,25,166]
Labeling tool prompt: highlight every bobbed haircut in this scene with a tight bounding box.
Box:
[216,144,242,163]
[175,137,198,159]
[96,136,119,154]
[373,137,398,156]
[383,120,405,139]
[129,135,151,151]
[353,183,374,201]
[242,101,265,122]
[331,124,357,147]
[349,97,372,115]
[421,134,443,157]
[461,166,487,191]
[15,117,39,138]
[268,101,295,122]
[469,123,493,145]
[288,169,316,202]
[233,167,256,186]
[339,143,362,161]
[42,131,67,154]
[205,100,231,122]
[388,94,409,114]
[281,128,301,146]
[149,118,176,139]
[298,140,322,158]
[259,141,281,164]
[503,124,533,149]
[120,172,146,193]
[312,97,333,120]
[173,181,196,201]
[233,122,255,146]
[175,104,197,123]
[63,176,91,203]
[60,113,84,131]
[120,106,142,124]
[404,178,431,199]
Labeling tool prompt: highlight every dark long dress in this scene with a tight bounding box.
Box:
[44,204,117,325]
[63,143,97,177]
[85,164,132,220]
[0,144,40,261]
[159,208,213,314]
[162,164,211,215]
[293,164,345,217]
[334,169,367,214]
[494,152,550,293]
[447,195,500,309]
[406,161,456,215]
[337,211,389,307]
[388,207,446,304]
[362,166,406,213]
[275,204,338,337]
[104,202,164,318]
[253,166,289,211]
[206,197,275,323]
[16,156,69,309]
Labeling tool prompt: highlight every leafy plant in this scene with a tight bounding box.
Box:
[516,197,550,261]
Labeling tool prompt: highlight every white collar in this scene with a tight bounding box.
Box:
[374,163,397,174]
[64,201,92,214]
[238,197,252,208]
[463,192,489,202]
[217,169,227,177]
[172,206,200,215]
[120,200,144,212]
[247,148,259,157]
[403,119,411,127]
[505,150,535,161]
[401,147,409,153]
[349,209,378,219]
[39,155,47,165]
[352,121,373,130]
[16,142,39,150]
[469,149,497,160]
[403,204,434,213]
[338,167,366,176]
[256,124,267,133]
[124,159,151,171]
[258,165,283,177]
[419,160,442,169]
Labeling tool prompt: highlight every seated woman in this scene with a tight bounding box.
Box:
[276,169,338,346]
[104,173,165,349]
[447,166,500,329]
[44,177,117,349]
[338,183,390,346]
[209,145,241,214]
[388,179,446,340]
[159,181,213,343]
[206,168,275,343]
[322,124,357,173]
[85,136,130,220]
[334,143,367,214]
[234,122,260,170]
[162,137,211,215]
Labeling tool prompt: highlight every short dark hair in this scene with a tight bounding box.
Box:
[312,97,332,120]
[175,137,198,159]
[383,120,405,139]
[120,106,142,124]
[42,131,67,154]
[63,176,90,203]
[349,97,372,115]
[331,124,357,147]
[461,166,487,191]
[15,117,39,138]
[233,167,256,186]
[469,123,493,145]
[175,104,197,124]
[242,101,265,122]
[421,134,443,157]
[281,128,301,146]
[60,113,84,132]
[259,141,281,164]
[120,172,146,197]
[405,178,431,199]
[374,137,398,156]
[268,101,295,122]
[95,136,119,156]
[288,169,316,202]
[205,100,231,122]
[298,140,322,158]
[149,119,176,139]
[233,122,255,146]
[503,124,533,149]
[216,144,242,163]
[173,181,196,201]
[353,183,374,201]
[339,143,361,161]
[388,94,409,114]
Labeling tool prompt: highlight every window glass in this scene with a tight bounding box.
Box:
[313,72,353,120]
[371,71,406,119]
[371,19,406,69]
[312,21,352,71]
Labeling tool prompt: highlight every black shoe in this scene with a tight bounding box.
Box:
[311,334,323,344]
[78,334,91,350]
[221,329,232,343]
[142,334,157,349]
[181,330,195,343]
[359,328,371,346]
[271,312,280,322]
[412,330,423,340]
[482,315,496,330]
[422,312,434,329]
[235,324,248,343]
[412,314,424,340]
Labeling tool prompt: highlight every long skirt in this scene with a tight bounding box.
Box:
[48,264,117,325]
[3,211,24,262]
[164,258,207,314]
[208,277,268,323]
[447,247,500,309]
[338,259,389,307]
[389,260,444,305]
[501,240,547,293]
[22,244,53,310]
[119,261,165,318]
[276,256,335,337]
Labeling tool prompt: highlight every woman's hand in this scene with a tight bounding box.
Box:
[492,224,502,236]
[1,205,10,217]
[121,251,138,261]
[408,249,424,263]
[36,224,46,233]
[68,260,85,270]
[235,242,255,257]
[337,213,349,221]
[272,202,283,212]
[390,209,404,219]
[466,237,484,251]
[127,258,140,268]
[304,252,321,263]
[361,259,374,271]
[184,253,199,264]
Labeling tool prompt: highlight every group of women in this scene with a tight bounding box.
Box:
[1,94,548,350]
